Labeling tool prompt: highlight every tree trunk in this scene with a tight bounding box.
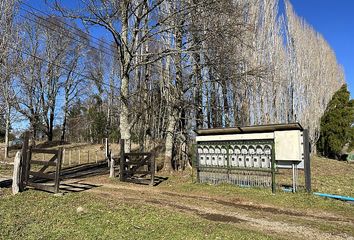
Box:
[193,52,203,129]
[48,110,54,141]
[163,16,184,171]
[221,78,230,127]
[163,110,177,172]
[61,112,67,143]
[119,1,131,153]
[4,104,10,159]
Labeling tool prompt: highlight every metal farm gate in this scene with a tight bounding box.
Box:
[196,139,276,193]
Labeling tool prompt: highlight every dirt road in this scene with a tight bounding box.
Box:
[61,177,354,240]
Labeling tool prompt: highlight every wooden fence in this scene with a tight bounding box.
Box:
[58,149,105,167]
[119,139,155,186]
[20,134,63,193]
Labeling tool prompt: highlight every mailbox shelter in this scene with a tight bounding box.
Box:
[195,123,311,193]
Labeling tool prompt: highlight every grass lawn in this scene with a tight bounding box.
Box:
[0,190,276,240]
[1,153,353,239]
[158,155,354,219]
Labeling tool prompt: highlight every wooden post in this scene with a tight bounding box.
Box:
[69,150,72,166]
[303,129,311,193]
[62,149,66,166]
[105,138,109,159]
[150,153,155,186]
[120,139,125,182]
[12,151,21,194]
[19,132,29,191]
[54,148,63,194]
[195,142,200,183]
[78,150,81,165]
[271,142,276,194]
[110,153,115,178]
[292,163,296,193]
[95,150,98,163]
[87,150,90,163]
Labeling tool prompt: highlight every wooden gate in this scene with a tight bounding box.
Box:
[120,140,155,185]
[21,134,63,193]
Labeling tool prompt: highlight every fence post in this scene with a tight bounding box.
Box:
[19,132,29,192]
[87,150,90,163]
[69,150,72,166]
[95,150,98,163]
[150,152,155,186]
[54,148,63,194]
[12,151,22,194]
[271,142,276,194]
[110,153,115,178]
[303,129,311,193]
[120,139,125,182]
[105,138,109,159]
[195,143,200,183]
[62,149,66,166]
[78,150,81,165]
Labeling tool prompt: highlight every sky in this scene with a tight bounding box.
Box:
[25,0,354,96]
[14,0,352,132]
[290,1,354,97]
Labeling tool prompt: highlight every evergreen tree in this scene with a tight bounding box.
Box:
[317,85,354,158]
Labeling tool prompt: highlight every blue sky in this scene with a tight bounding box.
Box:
[291,1,354,97]
[12,0,352,132]
[25,0,353,96]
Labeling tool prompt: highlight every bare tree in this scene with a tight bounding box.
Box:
[0,0,19,158]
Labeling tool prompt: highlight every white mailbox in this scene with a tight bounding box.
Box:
[229,147,237,167]
[195,123,311,193]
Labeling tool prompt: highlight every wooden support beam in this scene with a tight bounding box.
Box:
[303,129,311,193]
[124,152,151,156]
[120,139,125,182]
[54,148,63,194]
[31,149,58,154]
[20,132,29,191]
[150,153,155,186]
[30,160,57,166]
[29,171,56,180]
[27,182,55,192]
[271,142,276,194]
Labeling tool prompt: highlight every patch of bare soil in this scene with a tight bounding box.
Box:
[161,191,353,223]
[61,178,354,240]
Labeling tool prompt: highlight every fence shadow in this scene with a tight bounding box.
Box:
[60,181,101,193]
[60,161,109,180]
[0,178,12,188]
[124,175,168,186]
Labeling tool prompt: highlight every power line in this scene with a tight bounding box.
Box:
[16,1,203,96]
[18,7,118,60]
[20,1,116,56]
[18,1,194,78]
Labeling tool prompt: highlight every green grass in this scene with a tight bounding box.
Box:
[1,154,353,239]
[0,164,13,177]
[157,156,354,220]
[0,191,277,240]
[159,179,354,218]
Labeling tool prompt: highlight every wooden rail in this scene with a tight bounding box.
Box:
[120,139,155,186]
[20,135,63,194]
